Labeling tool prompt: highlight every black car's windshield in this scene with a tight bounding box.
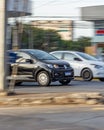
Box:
[27,50,58,60]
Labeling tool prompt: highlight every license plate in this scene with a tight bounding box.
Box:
[65,72,71,76]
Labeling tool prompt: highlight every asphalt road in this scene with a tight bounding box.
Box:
[1,79,104,130]
[0,105,104,130]
[15,78,104,94]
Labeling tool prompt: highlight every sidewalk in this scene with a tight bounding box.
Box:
[0,91,104,107]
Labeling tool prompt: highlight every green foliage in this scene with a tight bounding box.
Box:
[58,36,91,52]
[21,25,61,51]
[21,25,92,52]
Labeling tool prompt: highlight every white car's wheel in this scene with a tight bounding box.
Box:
[37,71,51,86]
[81,69,93,81]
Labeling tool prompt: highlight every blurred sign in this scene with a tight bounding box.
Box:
[96,29,104,36]
[95,21,104,35]
[92,21,104,42]
[7,0,31,17]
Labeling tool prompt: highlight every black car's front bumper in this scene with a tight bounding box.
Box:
[51,68,74,81]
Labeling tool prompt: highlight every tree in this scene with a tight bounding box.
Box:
[77,36,92,52]
[21,25,92,52]
[21,25,61,51]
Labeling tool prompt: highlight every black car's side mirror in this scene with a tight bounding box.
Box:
[26,59,33,64]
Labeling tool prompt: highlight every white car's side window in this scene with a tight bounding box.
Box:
[64,53,77,61]
[53,52,62,59]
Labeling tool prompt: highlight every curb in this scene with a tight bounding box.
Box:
[0,92,104,107]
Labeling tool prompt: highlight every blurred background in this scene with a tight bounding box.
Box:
[7,0,104,58]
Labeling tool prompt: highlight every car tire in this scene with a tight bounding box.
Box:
[81,68,93,81]
[99,78,104,82]
[37,71,51,86]
[59,79,71,85]
[8,80,22,86]
[15,81,22,86]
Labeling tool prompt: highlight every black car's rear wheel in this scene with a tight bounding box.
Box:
[15,81,22,86]
[37,71,51,86]
[59,79,71,85]
[8,80,22,86]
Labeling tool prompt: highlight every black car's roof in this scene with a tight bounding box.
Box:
[19,49,43,52]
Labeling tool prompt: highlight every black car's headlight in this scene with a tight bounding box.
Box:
[47,64,59,69]
[53,64,59,68]
[47,64,53,69]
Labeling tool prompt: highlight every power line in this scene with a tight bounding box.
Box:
[21,15,104,21]
[34,0,57,9]
[33,0,104,9]
[21,23,93,29]
[23,15,104,18]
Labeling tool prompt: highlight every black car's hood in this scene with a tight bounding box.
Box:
[42,59,69,65]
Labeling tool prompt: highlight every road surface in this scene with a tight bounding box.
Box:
[0,105,104,130]
[15,79,104,94]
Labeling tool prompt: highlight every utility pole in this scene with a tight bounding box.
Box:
[12,0,19,51]
[28,27,33,49]
[0,0,7,92]
[12,23,19,50]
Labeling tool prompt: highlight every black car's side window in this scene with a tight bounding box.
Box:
[16,52,31,63]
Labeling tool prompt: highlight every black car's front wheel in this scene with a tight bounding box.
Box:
[59,79,71,85]
[37,71,51,86]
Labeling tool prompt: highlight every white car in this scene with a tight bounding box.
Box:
[50,51,104,81]
[95,53,104,62]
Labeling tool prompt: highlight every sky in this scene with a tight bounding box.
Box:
[30,0,104,39]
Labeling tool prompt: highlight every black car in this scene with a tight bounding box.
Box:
[9,49,74,86]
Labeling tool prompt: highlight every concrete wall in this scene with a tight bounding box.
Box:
[81,5,104,43]
[31,20,73,41]
[81,5,104,21]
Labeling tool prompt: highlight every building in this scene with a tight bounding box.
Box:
[31,20,73,41]
[7,0,32,50]
[81,5,104,55]
[7,0,31,17]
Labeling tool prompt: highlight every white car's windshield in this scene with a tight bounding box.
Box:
[77,52,98,61]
